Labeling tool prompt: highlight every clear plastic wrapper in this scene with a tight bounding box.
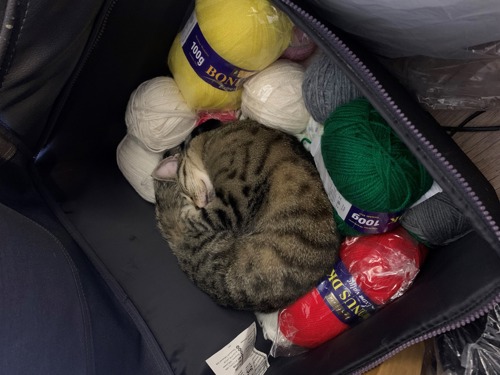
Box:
[195,110,239,127]
[434,304,500,375]
[312,0,500,59]
[257,228,427,357]
[381,47,500,110]
[311,1,500,109]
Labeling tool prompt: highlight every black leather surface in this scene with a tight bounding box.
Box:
[0,0,105,151]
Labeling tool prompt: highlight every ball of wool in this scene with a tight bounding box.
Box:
[116,134,163,203]
[302,51,363,124]
[280,26,317,62]
[125,77,197,153]
[241,60,310,134]
[401,192,473,247]
[321,98,434,236]
[278,227,425,349]
[167,0,293,110]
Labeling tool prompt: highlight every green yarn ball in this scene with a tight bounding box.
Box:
[321,98,434,236]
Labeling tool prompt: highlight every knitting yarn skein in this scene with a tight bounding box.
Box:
[401,192,473,247]
[116,134,163,203]
[241,60,310,134]
[168,0,293,110]
[125,77,197,153]
[321,98,434,236]
[275,227,425,352]
[302,51,362,124]
[280,26,317,62]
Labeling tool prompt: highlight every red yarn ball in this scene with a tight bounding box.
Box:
[278,288,350,349]
[278,227,426,349]
[342,227,426,304]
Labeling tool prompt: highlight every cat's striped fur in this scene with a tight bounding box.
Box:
[153,120,340,312]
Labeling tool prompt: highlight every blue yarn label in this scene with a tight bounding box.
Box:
[342,206,403,235]
[311,137,404,234]
[317,261,377,325]
[180,12,256,92]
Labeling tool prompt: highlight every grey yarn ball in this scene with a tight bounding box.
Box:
[302,52,363,123]
[401,192,473,247]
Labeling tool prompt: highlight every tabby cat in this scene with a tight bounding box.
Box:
[153,119,340,313]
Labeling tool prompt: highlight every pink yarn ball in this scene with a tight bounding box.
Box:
[281,26,317,61]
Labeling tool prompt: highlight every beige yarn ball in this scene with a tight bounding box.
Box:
[125,76,197,153]
[116,134,162,203]
[241,60,310,135]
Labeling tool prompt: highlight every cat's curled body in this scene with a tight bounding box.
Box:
[153,120,340,313]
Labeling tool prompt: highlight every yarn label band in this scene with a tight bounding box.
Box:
[311,137,403,234]
[180,12,256,92]
[341,206,403,235]
[317,261,377,325]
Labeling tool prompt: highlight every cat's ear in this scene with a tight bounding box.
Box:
[152,155,178,181]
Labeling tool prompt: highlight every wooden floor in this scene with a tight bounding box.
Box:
[365,341,427,375]
[365,108,500,374]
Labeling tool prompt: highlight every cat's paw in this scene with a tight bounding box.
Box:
[186,168,214,208]
[180,155,215,208]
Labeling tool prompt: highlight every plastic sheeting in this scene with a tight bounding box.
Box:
[312,0,500,110]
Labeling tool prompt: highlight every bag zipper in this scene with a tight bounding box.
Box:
[273,0,500,373]
[354,293,500,374]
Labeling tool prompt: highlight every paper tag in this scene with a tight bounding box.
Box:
[206,323,270,375]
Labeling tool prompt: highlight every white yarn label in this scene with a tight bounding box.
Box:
[311,137,403,234]
[180,12,256,92]
[410,180,443,207]
[206,323,270,375]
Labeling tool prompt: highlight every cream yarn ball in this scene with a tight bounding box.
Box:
[241,60,310,135]
[125,76,197,153]
[116,134,162,203]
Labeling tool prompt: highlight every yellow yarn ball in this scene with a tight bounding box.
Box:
[168,35,242,111]
[168,0,293,111]
[195,0,292,69]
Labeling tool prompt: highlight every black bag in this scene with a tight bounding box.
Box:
[1,0,499,374]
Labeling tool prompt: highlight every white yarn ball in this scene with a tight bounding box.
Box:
[125,76,198,153]
[116,134,162,203]
[255,311,279,342]
[241,60,310,135]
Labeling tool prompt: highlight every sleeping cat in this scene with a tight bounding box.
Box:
[153,119,340,313]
